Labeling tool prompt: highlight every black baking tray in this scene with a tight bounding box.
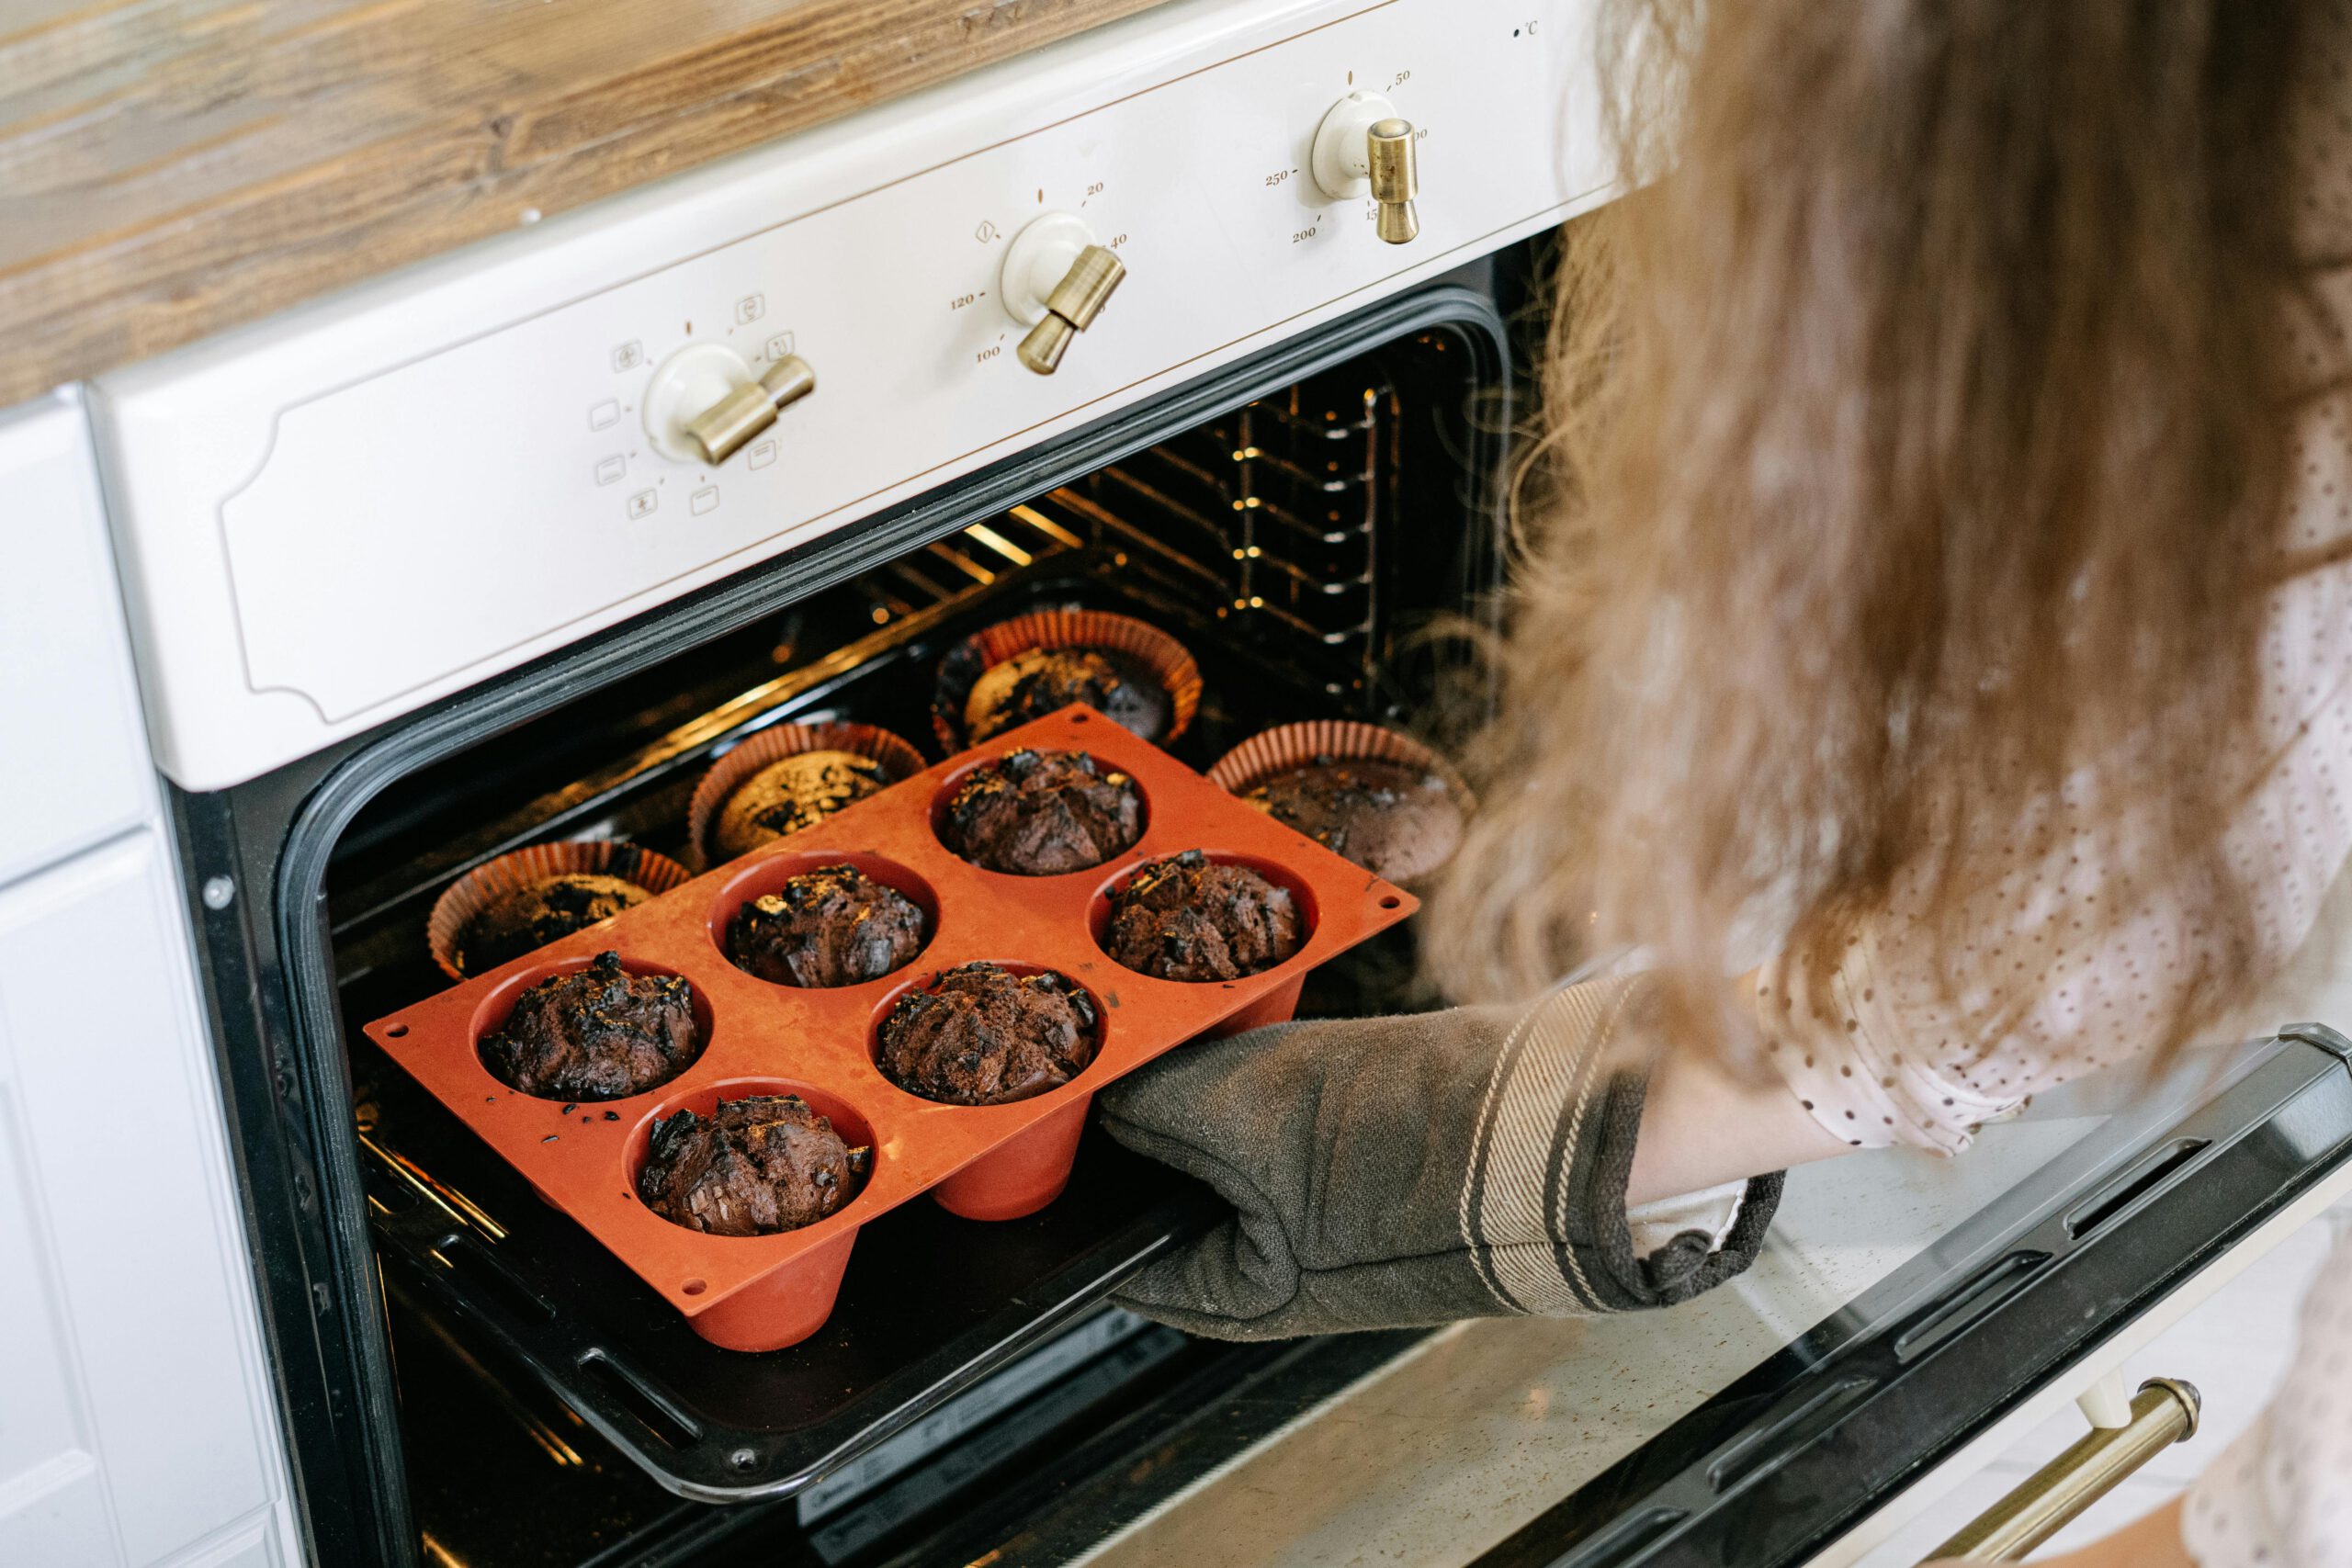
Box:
[365,1075,1221,1501]
[343,561,1438,1500]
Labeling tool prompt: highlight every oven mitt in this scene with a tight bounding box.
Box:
[1094,976,1784,1340]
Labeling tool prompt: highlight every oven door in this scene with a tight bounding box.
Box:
[171,281,1521,1567]
[941,1031,2352,1568]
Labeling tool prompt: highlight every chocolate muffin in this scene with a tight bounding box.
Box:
[876,963,1099,1105]
[712,750,890,861]
[725,864,927,987]
[637,1094,870,1236]
[1244,758,1464,883]
[940,749,1144,875]
[456,873,652,976]
[964,649,1171,743]
[480,951,702,1100]
[1102,851,1303,982]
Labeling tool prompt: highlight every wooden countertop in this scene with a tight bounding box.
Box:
[0,0,1171,409]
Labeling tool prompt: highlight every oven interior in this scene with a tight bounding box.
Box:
[322,310,1510,1567]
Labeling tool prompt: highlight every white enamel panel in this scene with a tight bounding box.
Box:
[95,0,1603,789]
[0,398,153,881]
[0,1067,112,1566]
[0,837,279,1565]
[163,1513,284,1568]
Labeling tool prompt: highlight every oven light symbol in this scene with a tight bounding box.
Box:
[627,490,657,519]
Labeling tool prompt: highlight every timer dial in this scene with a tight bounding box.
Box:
[1311,91,1421,243]
[999,212,1127,375]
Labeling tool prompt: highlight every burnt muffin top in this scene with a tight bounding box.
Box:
[1102,851,1302,982]
[479,951,702,1101]
[637,1094,870,1235]
[876,962,1099,1105]
[1243,757,1463,882]
[940,748,1143,875]
[963,649,1170,743]
[724,863,927,987]
[458,872,652,976]
[712,750,890,860]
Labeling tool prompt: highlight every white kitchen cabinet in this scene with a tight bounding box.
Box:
[0,393,297,1568]
[0,394,152,886]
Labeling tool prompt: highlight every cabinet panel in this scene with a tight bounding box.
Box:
[0,1068,116,1566]
[0,1454,112,1568]
[165,1513,284,1568]
[0,836,272,1566]
[0,398,151,886]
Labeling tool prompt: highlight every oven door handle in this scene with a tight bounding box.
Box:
[1921,1378,2199,1562]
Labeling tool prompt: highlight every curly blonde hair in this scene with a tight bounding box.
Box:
[1429,1,2317,1070]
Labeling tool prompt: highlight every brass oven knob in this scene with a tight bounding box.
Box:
[1311,91,1423,244]
[1000,211,1128,376]
[683,353,816,465]
[642,342,816,467]
[1366,118,1419,244]
[1018,245,1126,374]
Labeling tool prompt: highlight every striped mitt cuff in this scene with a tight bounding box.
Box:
[1095,977,1785,1341]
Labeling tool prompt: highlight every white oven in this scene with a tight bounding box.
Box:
[8,3,2352,1565]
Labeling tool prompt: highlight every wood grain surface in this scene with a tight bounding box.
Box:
[0,0,1170,407]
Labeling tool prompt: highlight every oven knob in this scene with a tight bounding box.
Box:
[999,212,1127,375]
[641,342,817,466]
[1310,92,1421,244]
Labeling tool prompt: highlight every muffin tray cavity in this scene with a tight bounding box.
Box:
[364,706,1416,1351]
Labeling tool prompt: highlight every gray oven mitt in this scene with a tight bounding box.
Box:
[1094,976,1784,1341]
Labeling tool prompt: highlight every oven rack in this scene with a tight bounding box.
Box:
[327,367,1406,967]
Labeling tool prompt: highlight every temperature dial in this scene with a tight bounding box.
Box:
[999,212,1127,375]
[642,342,817,466]
[1311,91,1421,244]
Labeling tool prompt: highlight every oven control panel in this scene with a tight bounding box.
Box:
[95,0,1601,790]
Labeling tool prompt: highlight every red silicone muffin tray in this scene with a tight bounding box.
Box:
[363,705,1418,1351]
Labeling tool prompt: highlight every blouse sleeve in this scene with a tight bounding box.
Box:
[2182,1225,2352,1568]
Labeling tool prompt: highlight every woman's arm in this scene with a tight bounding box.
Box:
[1626,1038,1854,1206]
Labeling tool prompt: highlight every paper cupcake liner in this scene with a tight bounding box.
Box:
[931,609,1204,752]
[1207,721,1475,808]
[427,840,692,981]
[687,721,927,870]
[1207,721,1476,886]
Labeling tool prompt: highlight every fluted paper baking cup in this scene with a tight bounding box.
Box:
[1206,721,1476,886]
[688,722,927,870]
[428,840,692,981]
[931,609,1203,752]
